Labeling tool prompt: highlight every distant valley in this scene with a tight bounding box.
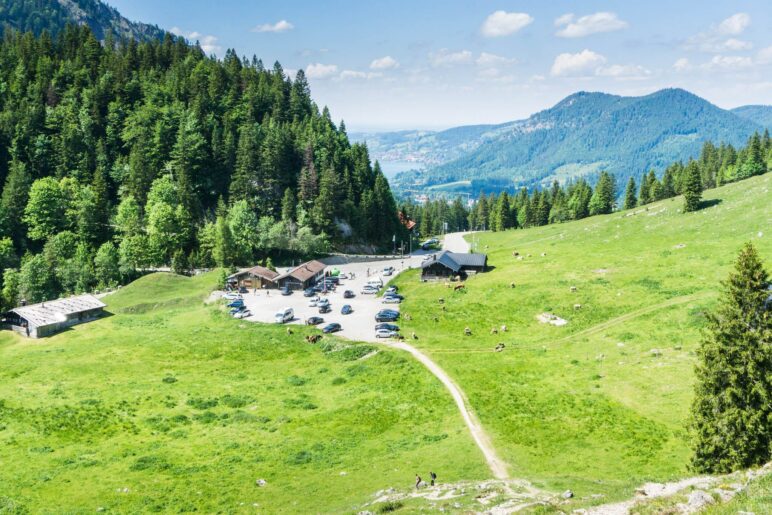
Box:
[354,89,772,197]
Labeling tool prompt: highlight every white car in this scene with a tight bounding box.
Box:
[361,287,378,295]
[317,298,330,308]
[382,296,402,304]
[308,296,320,307]
[233,309,252,319]
[375,329,399,339]
[274,308,294,324]
[222,292,241,300]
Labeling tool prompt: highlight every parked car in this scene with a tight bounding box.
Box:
[303,288,316,297]
[238,286,248,294]
[382,296,401,304]
[229,305,246,315]
[274,307,294,323]
[367,277,383,288]
[227,299,244,308]
[233,309,251,319]
[383,266,395,276]
[325,276,340,285]
[343,290,355,299]
[306,316,324,325]
[375,322,400,332]
[375,328,399,339]
[341,304,353,315]
[386,286,399,294]
[384,293,404,301]
[361,286,378,295]
[322,323,341,334]
[318,305,332,314]
[308,296,320,307]
[222,292,241,300]
[317,298,330,308]
[375,309,400,322]
[280,286,292,296]
[313,284,324,293]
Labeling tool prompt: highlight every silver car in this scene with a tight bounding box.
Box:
[375,329,399,339]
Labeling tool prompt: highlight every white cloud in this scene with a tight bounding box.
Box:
[429,49,473,67]
[480,11,533,37]
[338,70,382,80]
[252,20,294,33]
[170,27,221,54]
[704,55,753,70]
[757,46,772,64]
[305,63,339,79]
[476,52,517,67]
[550,49,606,76]
[673,57,691,71]
[370,56,399,70]
[717,13,750,35]
[686,14,753,53]
[555,12,628,38]
[554,13,574,27]
[596,64,651,79]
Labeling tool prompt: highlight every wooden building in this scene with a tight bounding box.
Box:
[2,295,106,338]
[276,260,326,290]
[420,251,487,280]
[227,265,280,290]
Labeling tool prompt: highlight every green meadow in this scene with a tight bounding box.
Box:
[0,273,487,513]
[393,173,772,504]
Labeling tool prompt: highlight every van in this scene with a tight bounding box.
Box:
[274,307,294,323]
[367,276,383,288]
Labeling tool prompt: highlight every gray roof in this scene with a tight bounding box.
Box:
[11,295,106,328]
[421,251,487,272]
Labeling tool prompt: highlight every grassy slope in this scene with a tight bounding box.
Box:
[0,272,487,513]
[393,174,772,503]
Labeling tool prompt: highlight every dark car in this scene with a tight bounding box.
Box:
[341,304,353,315]
[318,305,332,314]
[280,286,292,296]
[343,290,355,299]
[227,299,244,308]
[322,323,341,334]
[313,284,324,292]
[238,286,248,294]
[325,276,340,285]
[384,293,404,301]
[306,316,324,325]
[375,309,400,322]
[375,322,400,332]
[303,288,316,297]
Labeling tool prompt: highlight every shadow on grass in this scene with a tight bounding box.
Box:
[699,198,722,210]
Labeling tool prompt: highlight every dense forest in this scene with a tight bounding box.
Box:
[404,132,771,236]
[0,25,403,307]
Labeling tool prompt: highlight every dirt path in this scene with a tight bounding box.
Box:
[382,339,510,480]
[558,291,714,343]
[442,231,473,253]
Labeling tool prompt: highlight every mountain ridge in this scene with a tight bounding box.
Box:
[356,88,764,196]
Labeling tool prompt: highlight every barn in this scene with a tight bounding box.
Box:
[276,260,326,290]
[227,265,280,290]
[421,251,488,280]
[3,295,107,338]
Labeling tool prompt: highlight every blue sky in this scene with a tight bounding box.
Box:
[108,1,772,131]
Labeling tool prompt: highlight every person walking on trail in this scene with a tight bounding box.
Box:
[415,474,422,489]
[429,471,437,486]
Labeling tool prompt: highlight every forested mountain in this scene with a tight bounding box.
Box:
[731,105,772,129]
[0,0,165,41]
[386,89,763,197]
[0,24,402,307]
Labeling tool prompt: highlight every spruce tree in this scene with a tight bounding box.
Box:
[623,177,637,210]
[690,242,771,473]
[682,161,703,213]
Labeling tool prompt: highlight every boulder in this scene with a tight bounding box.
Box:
[562,490,573,499]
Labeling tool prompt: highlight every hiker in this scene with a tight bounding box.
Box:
[415,474,421,489]
[429,471,437,486]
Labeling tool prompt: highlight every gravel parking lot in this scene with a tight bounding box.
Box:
[231,254,428,342]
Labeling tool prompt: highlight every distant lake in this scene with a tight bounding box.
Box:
[377,160,424,179]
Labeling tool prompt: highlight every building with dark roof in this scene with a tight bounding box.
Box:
[227,265,280,290]
[276,260,327,290]
[420,251,488,280]
[2,294,106,338]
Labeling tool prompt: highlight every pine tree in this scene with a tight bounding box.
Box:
[682,161,703,213]
[623,177,637,210]
[690,243,771,473]
[638,172,652,205]
[588,171,615,215]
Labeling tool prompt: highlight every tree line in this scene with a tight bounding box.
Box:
[403,131,771,236]
[0,25,402,308]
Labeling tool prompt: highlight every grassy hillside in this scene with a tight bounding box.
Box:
[393,174,772,504]
[0,272,487,513]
